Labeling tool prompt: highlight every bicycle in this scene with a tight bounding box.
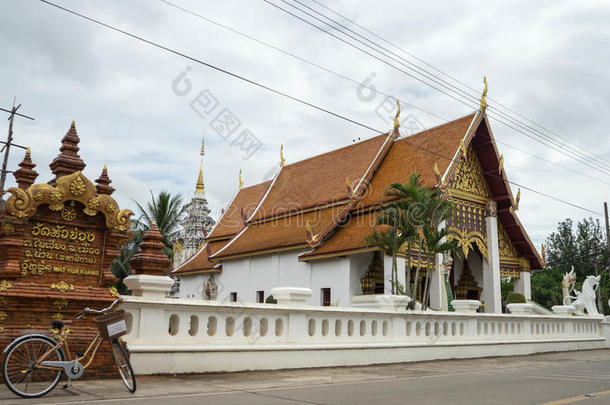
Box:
[2,297,136,398]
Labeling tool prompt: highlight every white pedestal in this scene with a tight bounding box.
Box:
[271,287,312,307]
[124,274,174,299]
[552,305,576,316]
[352,294,411,311]
[451,300,481,313]
[506,303,535,315]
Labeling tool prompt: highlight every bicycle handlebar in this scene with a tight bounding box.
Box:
[76,297,123,319]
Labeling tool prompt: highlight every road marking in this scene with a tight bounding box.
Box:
[540,389,610,405]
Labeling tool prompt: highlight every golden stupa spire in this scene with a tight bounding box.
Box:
[195,134,205,194]
[280,144,286,167]
[480,76,488,112]
[239,168,244,189]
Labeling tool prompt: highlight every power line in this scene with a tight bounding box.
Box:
[307,0,610,169]
[38,0,602,216]
[157,0,610,187]
[275,0,610,175]
[266,0,610,177]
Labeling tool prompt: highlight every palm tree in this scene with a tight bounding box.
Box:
[365,206,409,294]
[133,190,186,258]
[384,174,424,299]
[367,173,460,309]
[111,191,185,293]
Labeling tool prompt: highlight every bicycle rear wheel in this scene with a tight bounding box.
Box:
[2,335,65,398]
[110,339,136,393]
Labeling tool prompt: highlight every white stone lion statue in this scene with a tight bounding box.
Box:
[564,274,600,316]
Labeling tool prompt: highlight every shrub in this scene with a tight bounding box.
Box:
[506,292,527,304]
[265,295,277,304]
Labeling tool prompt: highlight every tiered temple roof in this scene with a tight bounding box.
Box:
[174,110,544,275]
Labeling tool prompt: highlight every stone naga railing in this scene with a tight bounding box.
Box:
[120,287,609,375]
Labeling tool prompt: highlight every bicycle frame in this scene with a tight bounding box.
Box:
[36,328,105,375]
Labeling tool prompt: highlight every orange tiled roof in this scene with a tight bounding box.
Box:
[173,239,227,275]
[211,205,347,260]
[248,134,388,222]
[206,180,271,241]
[356,114,477,209]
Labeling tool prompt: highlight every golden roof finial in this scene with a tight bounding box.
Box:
[393,99,401,135]
[515,188,521,210]
[26,146,31,154]
[195,158,205,194]
[200,133,205,157]
[239,168,244,189]
[480,76,488,112]
[541,244,546,263]
[280,144,286,167]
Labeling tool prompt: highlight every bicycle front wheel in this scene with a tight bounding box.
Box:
[2,335,65,398]
[110,339,136,393]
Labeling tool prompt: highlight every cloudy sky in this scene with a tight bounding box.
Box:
[1,0,609,247]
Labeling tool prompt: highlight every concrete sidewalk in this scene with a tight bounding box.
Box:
[1,349,610,404]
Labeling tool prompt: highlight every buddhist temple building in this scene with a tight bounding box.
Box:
[173,107,544,313]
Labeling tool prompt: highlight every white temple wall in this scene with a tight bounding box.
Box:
[349,252,374,301]
[178,274,205,300]
[310,258,350,306]
[514,271,532,300]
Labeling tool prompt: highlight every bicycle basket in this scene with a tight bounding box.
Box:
[93,309,128,340]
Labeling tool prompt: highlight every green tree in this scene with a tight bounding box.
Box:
[110,191,185,293]
[366,173,460,309]
[365,206,409,294]
[133,190,186,259]
[532,217,608,312]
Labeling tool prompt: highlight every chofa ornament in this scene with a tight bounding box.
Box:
[564,274,601,316]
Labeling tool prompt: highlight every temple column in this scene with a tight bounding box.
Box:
[383,254,405,295]
[428,253,443,310]
[481,201,502,313]
[514,271,531,300]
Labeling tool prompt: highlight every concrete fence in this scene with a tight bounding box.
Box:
[121,291,609,375]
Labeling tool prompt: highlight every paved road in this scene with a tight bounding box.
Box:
[1,350,610,405]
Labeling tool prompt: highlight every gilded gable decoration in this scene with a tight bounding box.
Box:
[448,145,490,204]
[5,171,133,231]
[498,222,518,259]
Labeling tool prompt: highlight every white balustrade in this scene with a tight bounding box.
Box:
[121,295,608,375]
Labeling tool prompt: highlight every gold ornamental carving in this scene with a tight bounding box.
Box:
[5,171,133,231]
[0,222,16,236]
[498,223,518,259]
[447,227,488,262]
[0,280,13,292]
[69,177,86,196]
[108,286,121,299]
[84,198,100,216]
[51,281,74,293]
[61,206,77,222]
[51,298,68,311]
[0,311,7,322]
[448,145,490,204]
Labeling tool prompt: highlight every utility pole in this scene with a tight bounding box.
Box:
[0,100,33,197]
[604,202,610,254]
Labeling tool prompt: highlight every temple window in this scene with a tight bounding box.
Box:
[256,290,264,303]
[321,288,331,306]
[230,292,237,302]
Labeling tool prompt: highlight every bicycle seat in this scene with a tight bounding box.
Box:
[51,320,64,330]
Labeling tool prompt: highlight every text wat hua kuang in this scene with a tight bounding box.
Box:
[0,121,133,377]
